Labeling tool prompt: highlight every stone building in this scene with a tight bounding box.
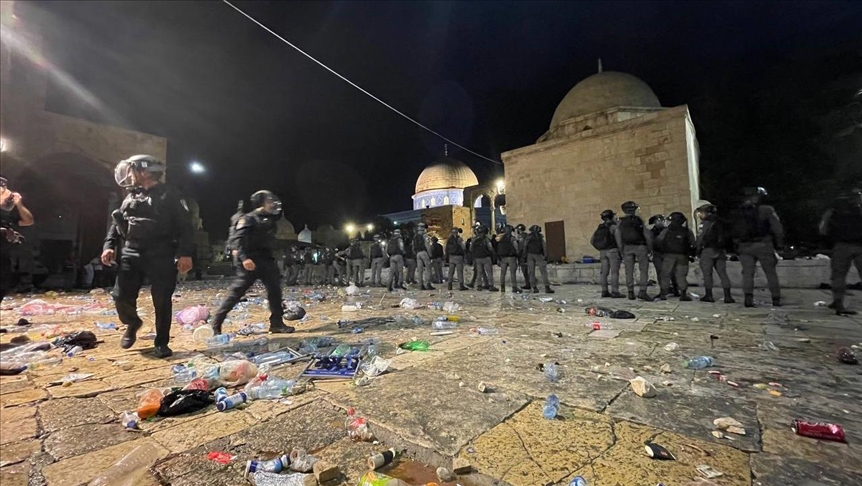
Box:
[502,68,701,262]
[0,0,169,280]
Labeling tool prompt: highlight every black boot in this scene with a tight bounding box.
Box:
[701,289,715,303]
[672,287,681,298]
[772,296,781,307]
[447,283,453,291]
[532,287,539,293]
[655,293,667,301]
[153,345,173,359]
[744,294,754,308]
[514,287,523,294]
[834,300,858,315]
[210,323,223,335]
[459,285,469,291]
[680,294,692,302]
[601,290,611,298]
[521,284,532,290]
[627,291,636,300]
[270,321,296,334]
[488,286,500,292]
[611,292,625,298]
[120,323,141,350]
[545,286,555,294]
[723,288,735,304]
[637,291,651,301]
[500,287,506,293]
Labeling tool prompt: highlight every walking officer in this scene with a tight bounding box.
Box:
[695,203,735,303]
[209,190,295,335]
[387,229,406,291]
[590,210,623,298]
[430,236,444,284]
[445,227,468,290]
[369,234,386,286]
[414,222,435,290]
[101,155,194,358]
[345,238,366,286]
[615,201,653,301]
[819,185,862,315]
[731,187,784,307]
[525,225,554,293]
[497,225,522,293]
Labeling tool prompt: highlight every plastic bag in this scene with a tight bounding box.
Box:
[399,298,421,310]
[218,360,259,386]
[53,331,98,352]
[158,389,213,417]
[175,305,210,325]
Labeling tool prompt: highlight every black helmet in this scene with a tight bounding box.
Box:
[668,212,687,225]
[477,225,489,235]
[621,201,639,214]
[648,214,665,226]
[250,190,282,216]
[114,154,164,187]
[600,210,616,221]
[696,203,717,215]
[515,224,526,232]
[529,224,541,234]
[743,187,768,198]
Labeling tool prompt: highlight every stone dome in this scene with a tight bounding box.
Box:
[275,218,296,240]
[297,224,313,244]
[550,71,661,129]
[415,157,479,194]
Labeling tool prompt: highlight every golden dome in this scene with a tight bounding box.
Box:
[550,71,661,129]
[415,157,479,194]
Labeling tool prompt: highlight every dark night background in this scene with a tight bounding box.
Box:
[22,1,862,245]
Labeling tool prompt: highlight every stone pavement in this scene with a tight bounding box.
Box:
[1,282,861,486]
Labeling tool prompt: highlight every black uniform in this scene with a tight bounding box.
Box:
[820,194,862,314]
[1,209,23,301]
[211,210,287,333]
[105,184,194,350]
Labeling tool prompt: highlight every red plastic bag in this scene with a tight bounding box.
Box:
[207,451,235,464]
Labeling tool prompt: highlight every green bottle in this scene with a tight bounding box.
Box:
[399,340,430,351]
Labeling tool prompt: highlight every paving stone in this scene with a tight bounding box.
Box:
[46,379,114,399]
[41,437,169,486]
[0,388,48,407]
[606,385,761,452]
[231,399,346,455]
[0,405,38,445]
[152,451,246,486]
[751,452,862,485]
[326,367,529,456]
[44,423,136,460]
[761,428,862,474]
[242,389,324,422]
[0,461,30,486]
[39,397,116,432]
[0,439,42,467]
[151,409,256,454]
[0,376,34,395]
[96,388,140,414]
[314,437,381,482]
[460,402,613,485]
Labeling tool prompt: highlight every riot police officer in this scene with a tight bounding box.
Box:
[102,155,194,358]
[695,203,735,304]
[819,186,862,315]
[497,225,522,293]
[649,215,679,297]
[515,224,531,290]
[404,229,417,285]
[210,190,294,335]
[445,227,468,291]
[430,236,444,284]
[369,234,386,286]
[345,238,366,286]
[655,212,695,301]
[525,225,554,293]
[226,199,245,269]
[471,225,498,291]
[615,201,653,301]
[414,222,434,290]
[387,229,406,291]
[1,177,30,301]
[590,210,623,298]
[731,187,784,307]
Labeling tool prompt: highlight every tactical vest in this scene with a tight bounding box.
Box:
[387,238,403,255]
[525,234,544,254]
[446,237,464,256]
[662,225,691,255]
[370,243,383,258]
[471,237,492,258]
[496,235,518,257]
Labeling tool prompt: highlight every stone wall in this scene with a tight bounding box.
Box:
[502,105,699,261]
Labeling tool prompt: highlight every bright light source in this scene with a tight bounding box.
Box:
[345,224,356,234]
[0,138,8,153]
[366,223,374,232]
[189,161,205,174]
[495,178,505,192]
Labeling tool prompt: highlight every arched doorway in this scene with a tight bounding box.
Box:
[12,152,115,286]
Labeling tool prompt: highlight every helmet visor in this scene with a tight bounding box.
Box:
[263,196,282,216]
[114,160,136,188]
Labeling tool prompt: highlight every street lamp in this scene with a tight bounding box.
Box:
[0,138,8,153]
[345,223,356,235]
[366,223,374,232]
[495,178,505,193]
[189,161,205,174]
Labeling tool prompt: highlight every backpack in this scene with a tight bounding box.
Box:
[618,216,646,245]
[347,244,363,259]
[661,225,691,255]
[701,217,731,251]
[591,223,616,251]
[386,238,402,255]
[525,234,544,254]
[730,204,769,242]
[445,237,464,255]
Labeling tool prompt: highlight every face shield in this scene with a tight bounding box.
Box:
[114,160,137,188]
[261,196,283,216]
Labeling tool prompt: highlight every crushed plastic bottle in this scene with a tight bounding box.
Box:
[251,350,295,367]
[473,327,499,336]
[237,323,267,336]
[87,443,162,486]
[442,301,461,313]
[683,356,714,370]
[543,394,560,419]
[121,411,139,430]
[345,407,374,441]
[544,362,560,382]
[398,340,430,351]
[568,477,587,486]
[664,342,680,352]
[249,378,296,400]
[172,365,197,384]
[66,345,84,357]
[207,333,232,347]
[94,322,117,330]
[759,340,779,352]
[432,320,458,330]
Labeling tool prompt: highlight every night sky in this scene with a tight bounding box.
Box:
[23,1,862,241]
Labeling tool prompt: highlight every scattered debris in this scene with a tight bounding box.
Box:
[452,457,472,474]
[630,376,656,398]
[436,466,455,482]
[713,417,743,430]
[696,464,724,479]
[644,442,675,460]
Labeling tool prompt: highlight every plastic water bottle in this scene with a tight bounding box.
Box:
[474,327,499,335]
[249,379,296,400]
[94,322,117,330]
[207,334,232,347]
[172,365,197,384]
[543,394,560,419]
[544,362,560,382]
[252,351,293,367]
[432,320,457,330]
[217,392,247,411]
[214,387,229,403]
[245,454,290,475]
[87,443,162,486]
[568,477,587,486]
[683,356,713,370]
[121,411,139,429]
[66,346,84,357]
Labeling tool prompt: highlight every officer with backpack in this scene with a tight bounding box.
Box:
[525,225,554,294]
[819,185,862,315]
[695,203,735,303]
[649,215,680,297]
[345,238,366,286]
[471,225,498,291]
[590,210,623,298]
[369,234,387,287]
[497,225,522,293]
[615,201,653,300]
[413,222,435,290]
[387,229,406,291]
[445,227,468,290]
[731,187,784,307]
[655,212,695,301]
